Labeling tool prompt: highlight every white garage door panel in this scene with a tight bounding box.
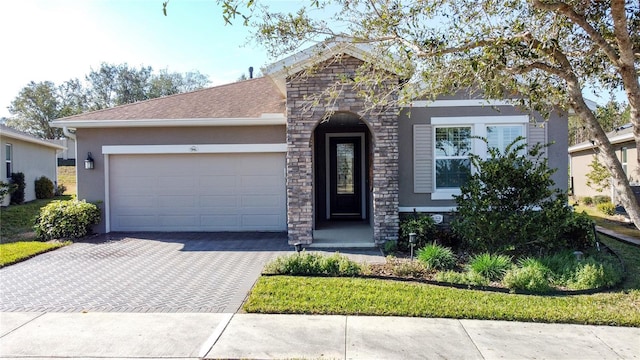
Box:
[110,153,286,232]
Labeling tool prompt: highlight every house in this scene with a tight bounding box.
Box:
[51,42,568,247]
[51,138,77,166]
[569,123,638,203]
[0,124,66,205]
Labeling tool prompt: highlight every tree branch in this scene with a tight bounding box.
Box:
[531,0,621,65]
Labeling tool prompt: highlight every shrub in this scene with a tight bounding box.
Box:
[34,199,101,240]
[581,196,593,206]
[398,213,435,251]
[263,252,362,276]
[0,180,16,203]
[468,253,512,281]
[502,263,552,293]
[55,184,67,196]
[388,258,426,277]
[383,240,397,255]
[416,243,456,271]
[567,257,623,290]
[35,176,55,199]
[593,195,611,205]
[559,211,596,251]
[436,270,489,286]
[9,172,25,205]
[451,139,575,255]
[597,202,616,216]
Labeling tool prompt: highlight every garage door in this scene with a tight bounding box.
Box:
[109,153,286,232]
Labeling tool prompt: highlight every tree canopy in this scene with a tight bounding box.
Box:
[5,63,210,138]
[205,0,640,229]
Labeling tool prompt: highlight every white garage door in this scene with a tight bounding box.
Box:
[109,153,286,232]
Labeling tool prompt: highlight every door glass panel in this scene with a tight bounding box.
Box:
[336,143,354,194]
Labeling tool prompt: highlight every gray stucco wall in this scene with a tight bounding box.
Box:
[0,137,58,204]
[398,104,568,210]
[76,125,285,232]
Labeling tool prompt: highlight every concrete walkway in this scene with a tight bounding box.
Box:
[1,312,638,359]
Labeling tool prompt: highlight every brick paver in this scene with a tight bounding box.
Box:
[0,232,290,313]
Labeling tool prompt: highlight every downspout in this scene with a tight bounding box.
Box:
[62,127,76,140]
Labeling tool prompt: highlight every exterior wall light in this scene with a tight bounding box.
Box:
[84,152,95,170]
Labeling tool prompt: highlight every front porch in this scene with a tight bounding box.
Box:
[310,221,374,248]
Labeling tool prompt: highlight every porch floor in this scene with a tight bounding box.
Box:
[310,221,376,248]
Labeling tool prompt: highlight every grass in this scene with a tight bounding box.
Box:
[244,234,640,326]
[57,165,76,195]
[0,241,69,267]
[0,195,72,242]
[573,204,640,239]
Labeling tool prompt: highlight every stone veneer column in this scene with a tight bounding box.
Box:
[285,55,399,245]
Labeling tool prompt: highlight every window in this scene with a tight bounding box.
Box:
[486,125,524,153]
[427,116,530,199]
[5,144,11,178]
[621,147,628,175]
[435,127,471,189]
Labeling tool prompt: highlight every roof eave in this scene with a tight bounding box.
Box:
[568,132,634,153]
[1,132,66,150]
[51,114,287,129]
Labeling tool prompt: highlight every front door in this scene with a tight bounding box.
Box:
[328,136,362,219]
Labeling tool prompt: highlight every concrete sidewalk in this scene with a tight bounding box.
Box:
[1,312,638,359]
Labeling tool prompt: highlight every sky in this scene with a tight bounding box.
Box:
[0,0,286,118]
[0,0,624,119]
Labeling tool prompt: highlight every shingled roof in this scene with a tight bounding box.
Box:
[58,76,285,121]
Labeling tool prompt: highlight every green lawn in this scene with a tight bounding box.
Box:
[57,166,76,196]
[0,195,72,242]
[573,204,640,239]
[0,241,69,267]
[244,235,640,326]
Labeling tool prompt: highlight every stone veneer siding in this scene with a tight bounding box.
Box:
[285,55,399,244]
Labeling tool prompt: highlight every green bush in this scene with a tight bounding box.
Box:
[55,184,67,196]
[383,240,397,255]
[435,270,489,286]
[559,211,596,251]
[263,252,362,276]
[597,202,616,216]
[35,176,55,199]
[451,139,576,255]
[398,213,435,251]
[468,253,512,281]
[416,243,456,270]
[388,258,426,277]
[502,263,552,293]
[0,180,16,203]
[581,196,593,206]
[34,199,101,240]
[567,257,623,290]
[9,172,25,205]
[593,195,611,205]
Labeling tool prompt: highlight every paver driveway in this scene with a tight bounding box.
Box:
[0,232,290,313]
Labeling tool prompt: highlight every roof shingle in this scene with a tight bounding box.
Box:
[57,77,285,121]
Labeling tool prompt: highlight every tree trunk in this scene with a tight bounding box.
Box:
[571,90,640,230]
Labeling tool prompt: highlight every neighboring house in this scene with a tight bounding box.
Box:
[569,123,638,203]
[51,138,77,166]
[52,42,567,247]
[0,124,66,206]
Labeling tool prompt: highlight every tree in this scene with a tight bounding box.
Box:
[570,101,631,145]
[6,81,70,139]
[6,64,211,138]
[206,0,640,229]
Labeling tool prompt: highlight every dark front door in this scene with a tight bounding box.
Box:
[329,136,362,219]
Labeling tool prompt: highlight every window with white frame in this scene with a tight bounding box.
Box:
[430,116,529,198]
[434,127,472,189]
[621,147,628,175]
[5,144,12,178]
